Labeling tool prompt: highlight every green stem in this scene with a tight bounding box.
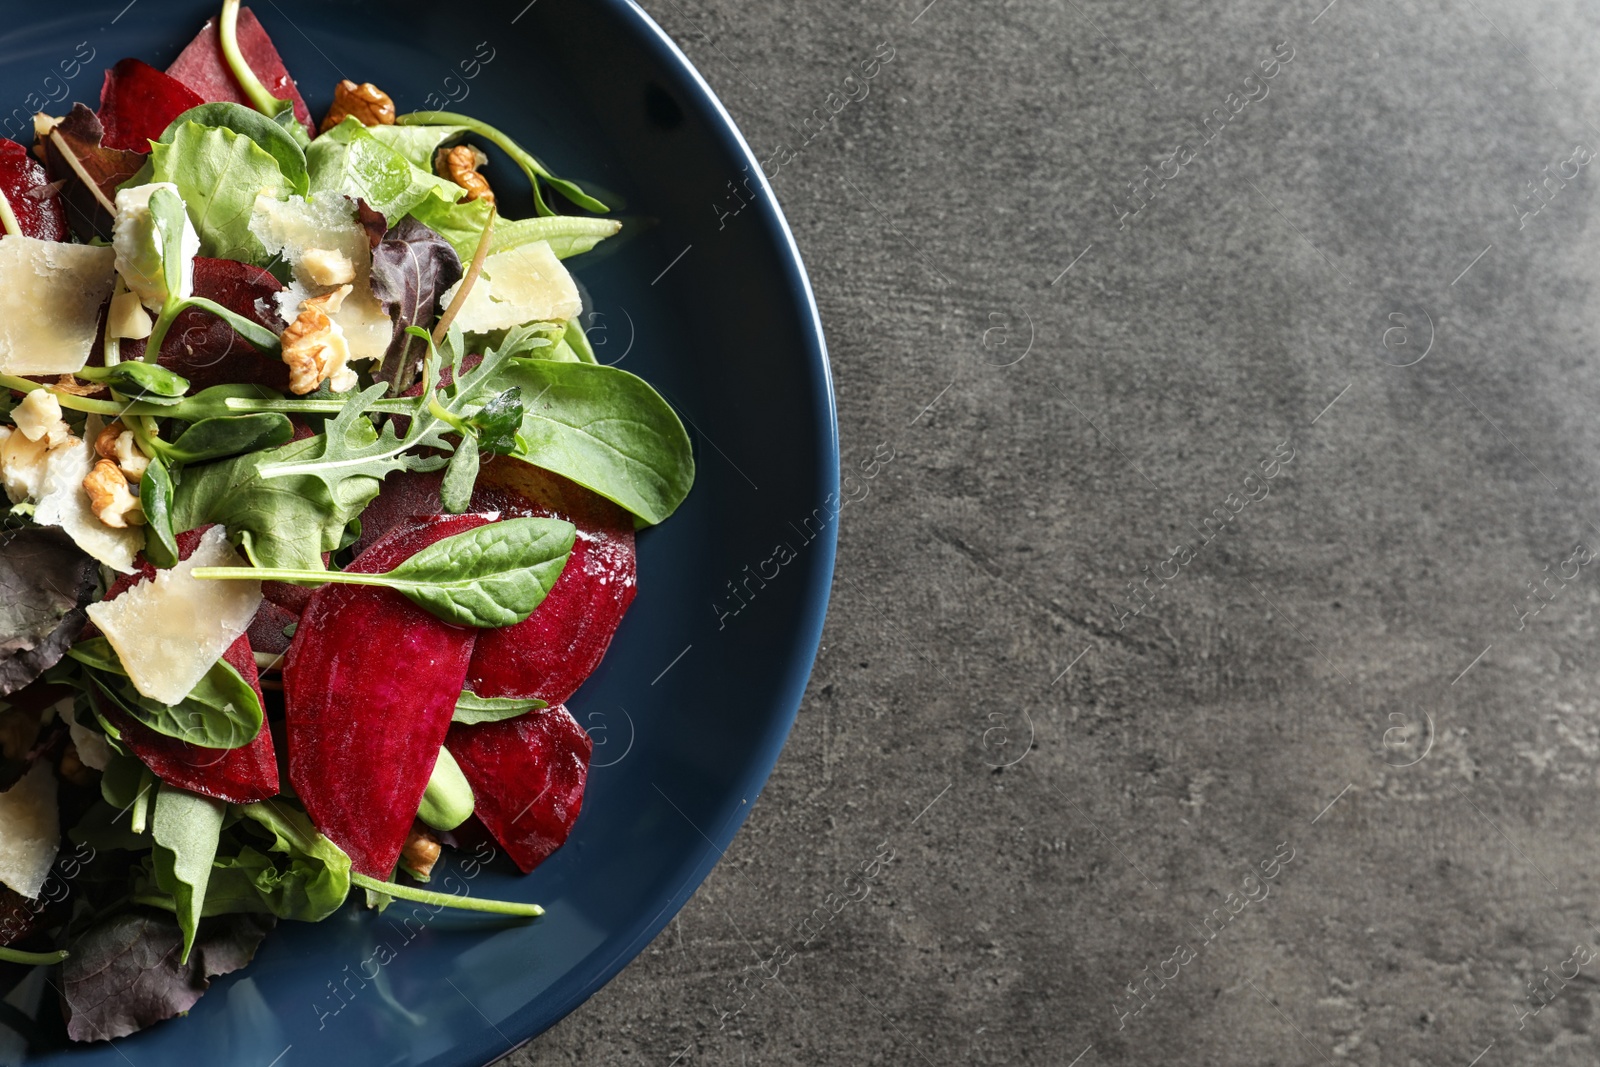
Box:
[348,872,543,917]
[394,111,610,214]
[0,946,67,966]
[0,187,21,238]
[220,0,293,122]
[223,396,415,416]
[191,565,380,586]
[0,373,126,416]
[143,296,282,364]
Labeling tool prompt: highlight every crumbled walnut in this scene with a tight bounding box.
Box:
[58,744,97,788]
[83,458,144,528]
[300,247,356,287]
[281,285,357,395]
[93,420,122,461]
[320,80,396,133]
[439,145,495,206]
[53,374,106,397]
[401,829,442,880]
[97,422,150,483]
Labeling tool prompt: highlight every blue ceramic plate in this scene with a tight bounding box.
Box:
[2,1,835,1062]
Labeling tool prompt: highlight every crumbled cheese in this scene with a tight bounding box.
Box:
[0,237,117,375]
[0,426,55,504]
[12,390,62,442]
[0,762,59,899]
[85,525,261,704]
[32,423,142,573]
[112,182,199,312]
[438,240,581,333]
[301,247,356,286]
[107,289,153,340]
[57,701,110,772]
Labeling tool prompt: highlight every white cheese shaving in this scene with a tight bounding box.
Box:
[112,182,199,312]
[0,762,59,900]
[57,700,111,772]
[439,240,581,333]
[252,193,391,362]
[85,525,261,705]
[0,236,116,375]
[32,425,143,573]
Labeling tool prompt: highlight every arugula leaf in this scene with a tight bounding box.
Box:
[150,121,291,263]
[156,102,308,195]
[150,784,226,963]
[307,118,460,223]
[69,637,264,749]
[492,359,695,525]
[440,439,479,514]
[453,689,546,725]
[370,218,463,393]
[171,432,382,572]
[491,214,622,259]
[195,516,575,628]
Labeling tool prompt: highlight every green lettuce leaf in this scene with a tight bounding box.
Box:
[150,121,291,263]
[307,117,462,223]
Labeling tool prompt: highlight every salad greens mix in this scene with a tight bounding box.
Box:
[0,1,693,1045]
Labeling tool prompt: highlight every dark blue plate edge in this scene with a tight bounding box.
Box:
[488,0,839,1059]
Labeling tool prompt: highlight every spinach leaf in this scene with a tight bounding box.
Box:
[370,218,463,393]
[492,359,695,525]
[0,527,96,697]
[150,784,226,962]
[307,118,459,223]
[139,454,180,569]
[491,215,622,260]
[195,516,576,629]
[158,102,308,195]
[453,689,546,725]
[171,432,382,572]
[153,413,294,465]
[69,637,264,750]
[74,362,190,403]
[150,121,291,263]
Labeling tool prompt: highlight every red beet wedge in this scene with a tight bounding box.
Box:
[120,256,289,391]
[166,6,315,137]
[283,514,492,879]
[88,529,278,805]
[465,458,638,708]
[98,58,205,153]
[446,705,592,874]
[0,140,66,242]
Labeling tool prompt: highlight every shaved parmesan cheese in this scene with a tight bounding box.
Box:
[0,762,59,899]
[113,182,199,311]
[0,236,116,375]
[59,701,111,772]
[252,193,390,362]
[333,285,394,363]
[439,240,581,333]
[32,427,143,574]
[86,525,261,705]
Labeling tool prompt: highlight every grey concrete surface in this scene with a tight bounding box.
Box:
[509,1,1600,1063]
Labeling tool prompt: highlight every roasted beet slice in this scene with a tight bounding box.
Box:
[39,104,143,242]
[445,705,592,874]
[464,459,637,707]
[352,460,637,707]
[246,598,300,658]
[0,139,66,242]
[98,58,205,153]
[120,257,290,390]
[86,528,279,804]
[283,514,493,878]
[96,635,278,805]
[165,6,314,137]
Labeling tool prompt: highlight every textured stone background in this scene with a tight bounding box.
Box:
[511,0,1600,1063]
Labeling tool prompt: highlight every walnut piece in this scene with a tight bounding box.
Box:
[401,830,442,880]
[281,285,358,395]
[83,458,144,528]
[320,80,396,133]
[53,374,107,397]
[96,421,149,483]
[439,145,495,206]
